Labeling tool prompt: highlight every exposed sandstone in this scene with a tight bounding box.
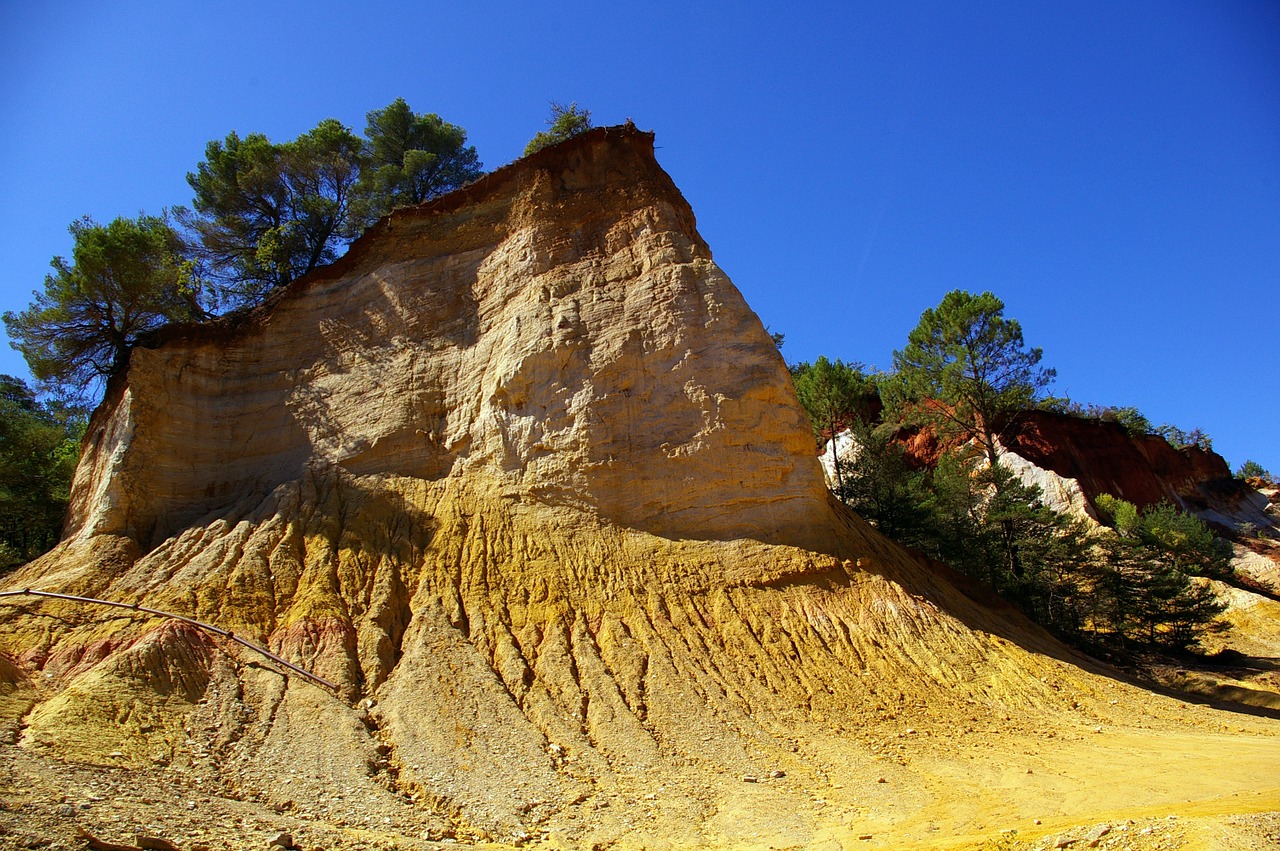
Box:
[1,127,1277,849]
[999,410,1269,529]
[67,126,828,551]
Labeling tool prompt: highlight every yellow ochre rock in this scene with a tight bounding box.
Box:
[2,127,1277,850]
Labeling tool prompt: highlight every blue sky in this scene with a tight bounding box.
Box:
[2,1,1277,473]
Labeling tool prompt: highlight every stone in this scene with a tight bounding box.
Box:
[136,837,181,851]
[1085,823,1111,847]
[61,129,830,553]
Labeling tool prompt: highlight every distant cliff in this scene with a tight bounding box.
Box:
[1001,410,1276,536]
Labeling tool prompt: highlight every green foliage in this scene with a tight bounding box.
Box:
[831,425,1231,651]
[834,419,934,545]
[1094,536,1227,650]
[1154,423,1213,452]
[1035,395,1082,415]
[1105,406,1153,438]
[828,413,1091,635]
[1095,493,1139,535]
[801,290,1233,657]
[183,101,482,308]
[886,290,1055,468]
[882,291,1054,592]
[1087,494,1230,648]
[1236,460,1274,483]
[0,375,85,571]
[524,102,593,156]
[182,119,365,306]
[3,215,203,397]
[355,98,483,222]
[791,357,877,437]
[912,445,988,573]
[1131,501,1233,580]
[791,357,877,493]
[6,99,483,404]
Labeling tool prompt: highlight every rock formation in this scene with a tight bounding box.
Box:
[2,127,1278,850]
[823,408,1278,537]
[1001,411,1280,593]
[1000,411,1269,528]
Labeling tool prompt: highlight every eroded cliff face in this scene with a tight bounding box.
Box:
[1000,411,1279,538]
[67,127,827,550]
[3,128,1276,849]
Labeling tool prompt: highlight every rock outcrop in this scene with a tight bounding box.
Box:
[2,127,1278,849]
[1000,411,1271,530]
[67,126,828,551]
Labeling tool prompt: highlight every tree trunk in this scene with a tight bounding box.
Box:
[829,414,844,496]
[984,422,1024,579]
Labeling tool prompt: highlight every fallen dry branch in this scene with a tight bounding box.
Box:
[0,588,338,692]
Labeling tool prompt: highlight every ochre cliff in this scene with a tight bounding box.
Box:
[1000,411,1279,539]
[67,126,828,550]
[2,127,1278,850]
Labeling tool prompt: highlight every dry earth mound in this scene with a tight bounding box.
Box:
[1,127,1277,850]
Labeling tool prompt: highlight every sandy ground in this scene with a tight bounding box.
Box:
[3,682,1277,851]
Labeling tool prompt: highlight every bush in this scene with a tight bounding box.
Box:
[1105,406,1153,438]
[1236,460,1274,484]
[1155,423,1213,452]
[1035,399,1154,439]
[1086,495,1231,649]
[0,376,85,571]
[1037,395,1086,416]
[834,419,933,546]
[1094,493,1138,535]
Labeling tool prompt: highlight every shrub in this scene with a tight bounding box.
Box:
[1095,493,1139,535]
[1105,406,1153,438]
[1236,460,1274,484]
[1155,424,1213,452]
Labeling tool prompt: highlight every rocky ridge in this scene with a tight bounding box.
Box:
[1,127,1278,850]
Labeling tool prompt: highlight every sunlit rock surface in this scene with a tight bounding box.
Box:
[3,127,1278,849]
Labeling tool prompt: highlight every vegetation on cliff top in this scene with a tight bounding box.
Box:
[180,100,483,309]
[0,99,579,570]
[2,215,205,396]
[6,99,602,407]
[523,102,594,156]
[1236,459,1275,485]
[791,290,1235,654]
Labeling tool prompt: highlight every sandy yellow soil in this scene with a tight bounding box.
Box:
[3,671,1277,851]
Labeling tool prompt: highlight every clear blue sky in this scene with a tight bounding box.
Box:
[2,1,1277,473]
